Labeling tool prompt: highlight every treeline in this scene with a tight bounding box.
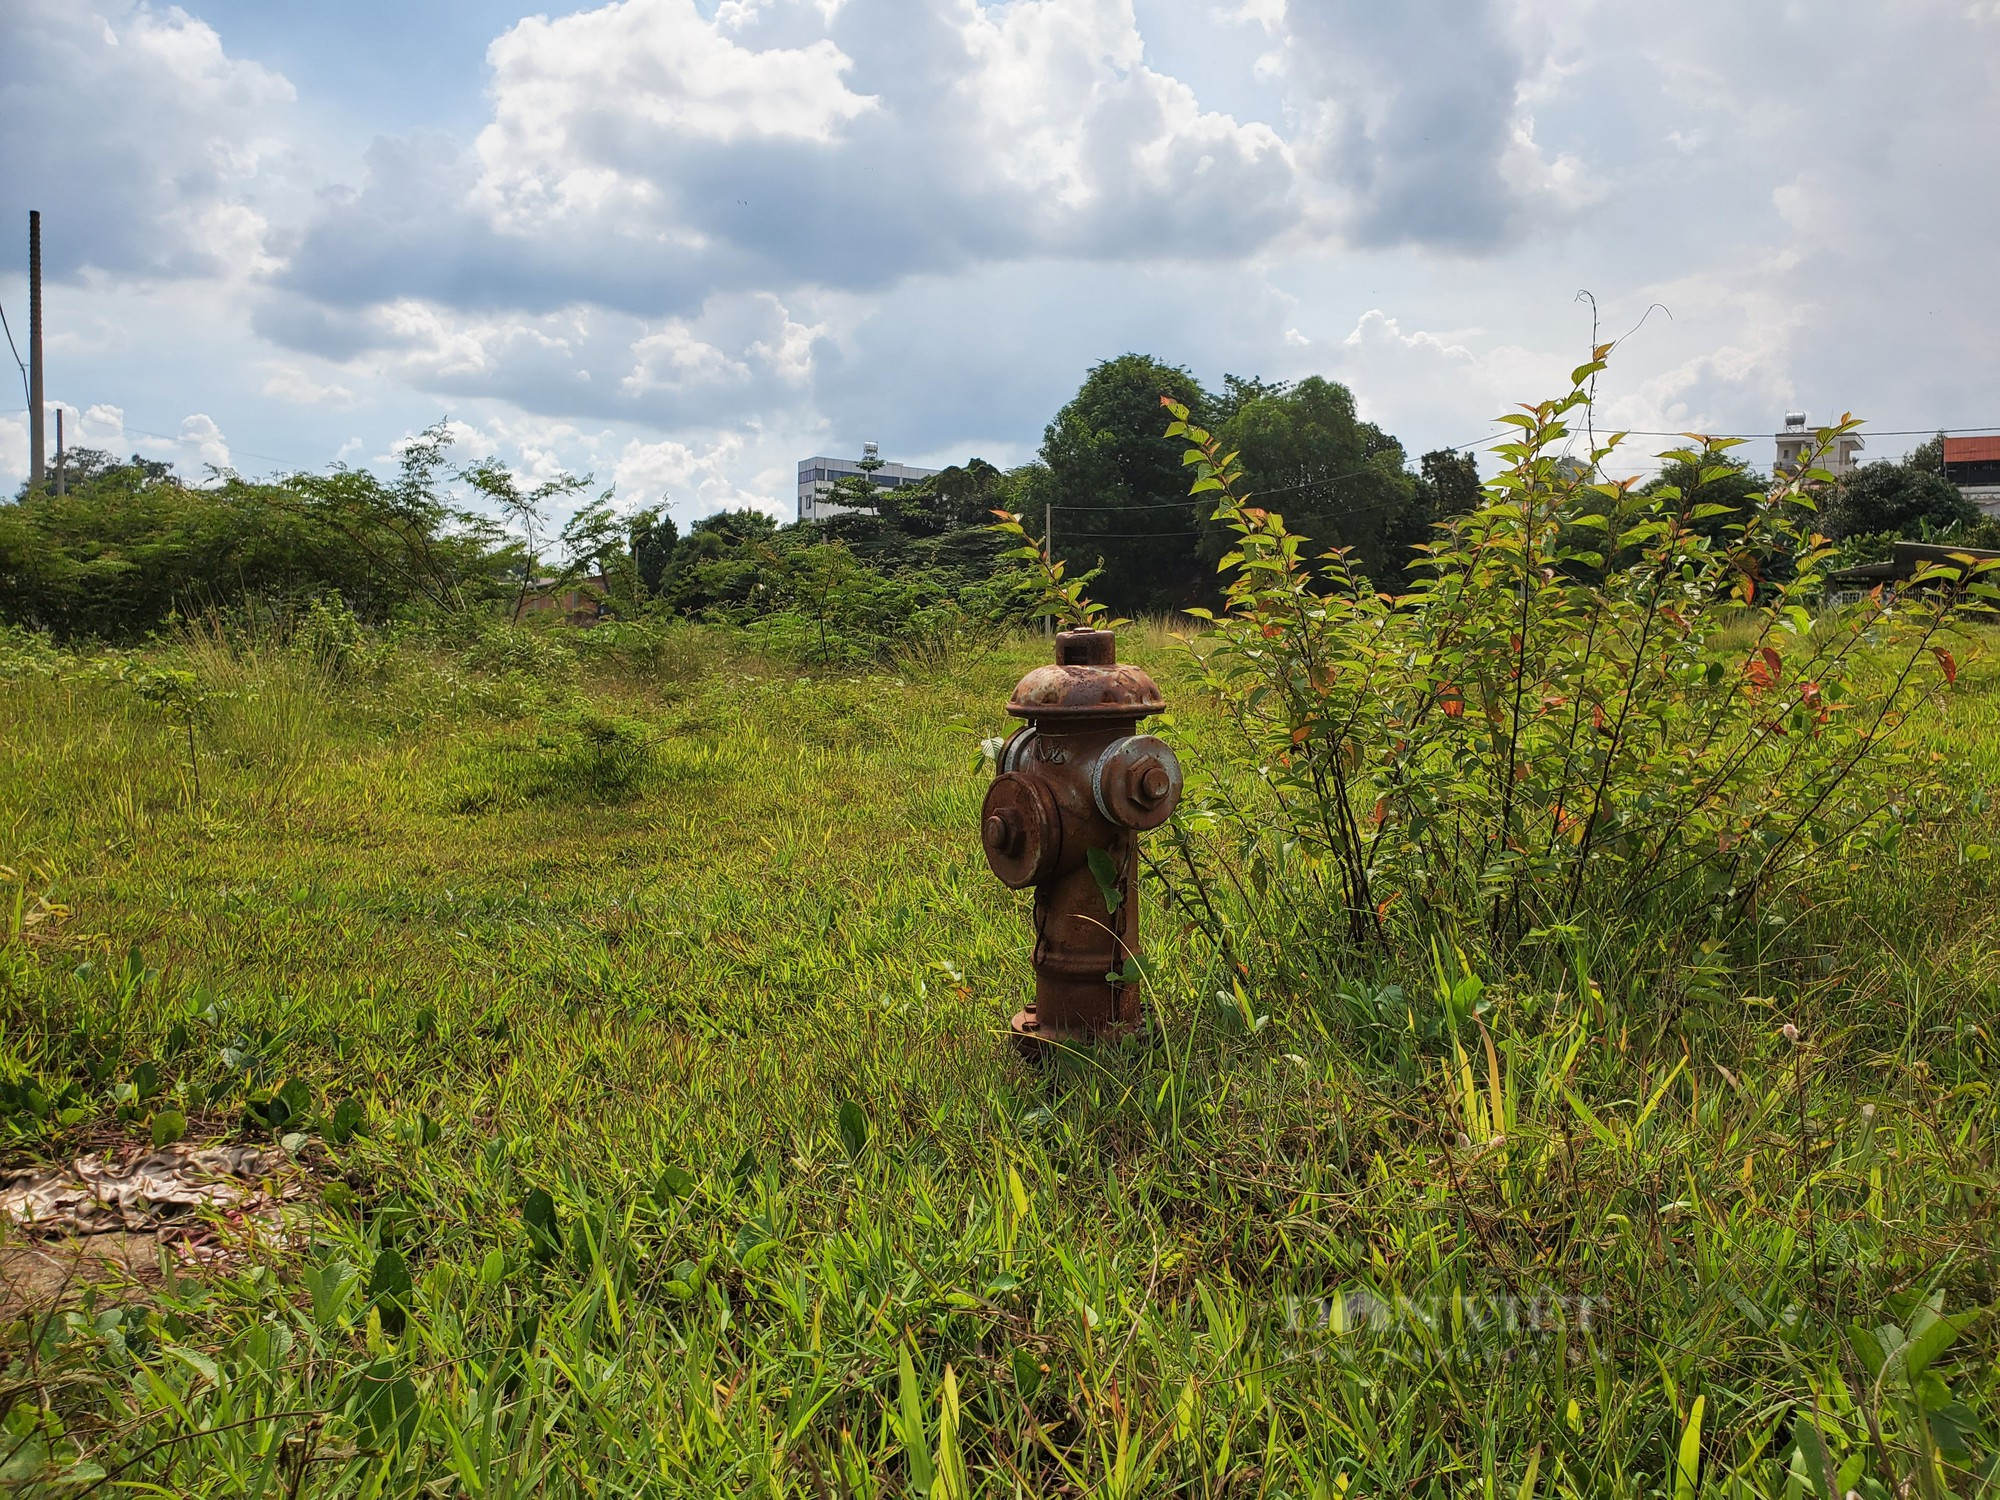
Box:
[0,432,505,640]
[7,355,1985,646]
[1017,357,1482,614]
[0,426,1019,656]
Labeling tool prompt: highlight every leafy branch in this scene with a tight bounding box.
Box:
[988,510,1128,630]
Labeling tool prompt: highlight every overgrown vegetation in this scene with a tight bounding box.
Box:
[3,365,1999,1496]
[1157,361,1992,978]
[0,431,1026,665]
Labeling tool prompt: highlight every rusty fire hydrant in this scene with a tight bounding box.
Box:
[980,629,1183,1050]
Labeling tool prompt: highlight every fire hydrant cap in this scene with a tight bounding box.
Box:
[1006,630,1165,722]
[980,772,1061,889]
[1092,735,1183,831]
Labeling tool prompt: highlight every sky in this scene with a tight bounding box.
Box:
[3,0,1998,526]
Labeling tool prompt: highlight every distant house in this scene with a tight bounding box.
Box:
[515,574,610,625]
[1943,436,2000,519]
[1774,410,1863,478]
[1823,540,2000,605]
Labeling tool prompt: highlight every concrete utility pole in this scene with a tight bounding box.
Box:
[28,211,44,492]
[55,407,65,497]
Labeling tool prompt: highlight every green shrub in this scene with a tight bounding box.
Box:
[0,624,66,682]
[286,594,381,681]
[456,619,578,683]
[1157,362,1996,1005]
[0,432,517,641]
[543,710,654,802]
[449,706,657,812]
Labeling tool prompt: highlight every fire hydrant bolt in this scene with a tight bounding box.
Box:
[980,628,1183,1051]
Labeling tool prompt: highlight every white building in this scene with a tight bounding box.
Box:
[1773,410,1863,478]
[796,443,942,522]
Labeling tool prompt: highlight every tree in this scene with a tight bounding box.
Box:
[1211,373,1291,426]
[10,446,172,497]
[1036,354,1210,614]
[282,424,511,613]
[629,508,678,598]
[556,497,639,616]
[815,458,1018,579]
[1217,376,1421,586]
[1413,449,1482,522]
[1639,453,1767,536]
[654,509,780,616]
[814,471,892,528]
[458,456,590,621]
[1824,441,1976,540]
[897,459,1021,576]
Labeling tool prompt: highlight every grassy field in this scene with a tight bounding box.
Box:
[2,616,1998,1496]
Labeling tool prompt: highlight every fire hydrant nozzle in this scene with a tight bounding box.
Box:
[981,628,1183,1050]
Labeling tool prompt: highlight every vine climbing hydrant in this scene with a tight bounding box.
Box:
[980,629,1183,1050]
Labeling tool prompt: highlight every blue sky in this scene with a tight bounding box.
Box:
[4,0,1998,523]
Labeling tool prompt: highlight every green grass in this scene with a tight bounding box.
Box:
[1,618,1997,1496]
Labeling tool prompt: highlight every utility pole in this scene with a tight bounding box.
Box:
[55,407,65,497]
[28,210,45,492]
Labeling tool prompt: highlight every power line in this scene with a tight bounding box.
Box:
[0,299,27,412]
[111,422,316,470]
[1612,425,2000,439]
[1050,415,1994,523]
[1054,428,1506,514]
[41,414,320,472]
[1244,429,1503,501]
[1055,446,1835,543]
[1053,413,1993,535]
[0,403,319,471]
[1061,484,1466,541]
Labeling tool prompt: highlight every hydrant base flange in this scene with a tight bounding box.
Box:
[1008,1004,1146,1058]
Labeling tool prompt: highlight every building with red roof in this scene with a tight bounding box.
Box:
[1944,436,2000,518]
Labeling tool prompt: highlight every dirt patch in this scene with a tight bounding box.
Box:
[1,1142,308,1314]
[0,1231,172,1313]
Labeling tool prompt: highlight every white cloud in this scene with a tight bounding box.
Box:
[613,431,781,518]
[276,0,1298,335]
[1265,0,1586,249]
[76,407,237,477]
[0,0,298,279]
[1310,308,1556,450]
[624,326,750,395]
[261,364,357,407]
[748,296,826,385]
[177,414,231,471]
[78,404,131,449]
[0,415,24,486]
[473,0,877,232]
[1214,0,1286,31]
[945,0,1290,227]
